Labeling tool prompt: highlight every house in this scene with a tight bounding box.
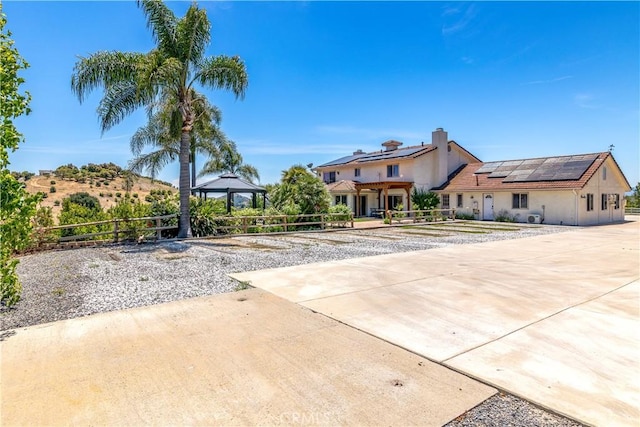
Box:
[314,128,480,216]
[434,151,631,225]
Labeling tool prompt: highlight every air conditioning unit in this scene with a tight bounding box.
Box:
[528,214,542,224]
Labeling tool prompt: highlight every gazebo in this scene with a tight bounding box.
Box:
[191,173,267,213]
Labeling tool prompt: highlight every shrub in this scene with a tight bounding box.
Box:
[50,180,56,185]
[411,188,439,211]
[455,212,475,220]
[133,193,138,198]
[103,180,109,186]
[54,200,60,206]
[58,200,109,238]
[107,192,113,197]
[68,192,101,210]
[107,195,152,241]
[115,192,122,198]
[189,197,226,237]
[29,206,58,247]
[495,209,519,223]
[49,186,56,193]
[95,182,101,187]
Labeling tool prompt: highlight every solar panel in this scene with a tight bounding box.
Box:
[498,154,598,182]
[357,147,429,163]
[317,153,367,167]
[475,162,502,174]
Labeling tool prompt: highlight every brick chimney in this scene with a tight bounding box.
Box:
[432,128,448,186]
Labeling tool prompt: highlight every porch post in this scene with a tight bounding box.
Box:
[383,186,389,211]
[356,188,361,217]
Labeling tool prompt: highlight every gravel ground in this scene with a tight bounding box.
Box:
[1,222,583,426]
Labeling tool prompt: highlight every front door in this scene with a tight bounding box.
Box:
[483,194,494,220]
[359,195,367,217]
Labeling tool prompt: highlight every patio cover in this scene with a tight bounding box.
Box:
[191,173,266,213]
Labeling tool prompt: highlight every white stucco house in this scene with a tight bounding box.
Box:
[315,128,480,216]
[315,127,631,225]
[434,151,631,225]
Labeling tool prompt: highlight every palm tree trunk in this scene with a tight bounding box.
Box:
[178,130,192,238]
[190,149,196,188]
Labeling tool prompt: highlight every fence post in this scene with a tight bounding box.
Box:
[243,217,248,234]
[321,214,326,230]
[283,215,287,232]
[156,218,162,240]
[350,213,354,228]
[113,220,119,243]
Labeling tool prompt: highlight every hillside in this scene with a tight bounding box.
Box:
[24,174,176,219]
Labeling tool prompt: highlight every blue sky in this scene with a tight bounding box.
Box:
[5,1,639,187]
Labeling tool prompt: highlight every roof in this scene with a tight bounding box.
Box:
[192,173,266,193]
[316,140,480,169]
[316,143,436,168]
[326,180,357,192]
[439,152,627,192]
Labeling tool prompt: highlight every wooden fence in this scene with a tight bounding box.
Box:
[385,208,456,224]
[30,212,355,248]
[625,207,640,215]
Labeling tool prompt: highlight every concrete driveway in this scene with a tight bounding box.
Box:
[1,289,494,426]
[232,220,640,426]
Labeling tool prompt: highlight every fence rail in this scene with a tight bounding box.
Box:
[625,207,640,215]
[385,208,456,224]
[30,212,355,248]
[31,214,179,247]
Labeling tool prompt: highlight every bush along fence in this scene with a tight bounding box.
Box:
[385,208,456,224]
[26,212,355,250]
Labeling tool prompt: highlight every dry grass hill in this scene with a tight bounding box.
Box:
[24,174,176,219]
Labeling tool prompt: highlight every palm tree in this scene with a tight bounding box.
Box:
[199,141,260,183]
[129,89,227,187]
[71,0,248,237]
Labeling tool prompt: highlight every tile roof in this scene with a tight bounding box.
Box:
[439,152,617,191]
[326,180,357,192]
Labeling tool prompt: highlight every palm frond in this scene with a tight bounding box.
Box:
[197,55,249,99]
[176,5,210,66]
[136,0,178,57]
[128,148,177,179]
[97,81,150,133]
[237,164,260,183]
[71,51,145,103]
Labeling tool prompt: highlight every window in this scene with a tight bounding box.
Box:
[335,195,347,205]
[441,194,450,209]
[603,167,607,180]
[586,193,594,211]
[354,168,361,177]
[512,193,528,209]
[323,171,336,184]
[387,164,399,178]
[614,194,620,209]
[601,194,608,210]
[456,194,463,208]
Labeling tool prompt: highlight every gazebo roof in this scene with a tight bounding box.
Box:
[191,173,265,193]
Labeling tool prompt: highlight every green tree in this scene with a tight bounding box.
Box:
[0,10,40,306]
[71,0,248,238]
[199,140,260,183]
[626,183,640,208]
[269,165,330,215]
[411,188,440,210]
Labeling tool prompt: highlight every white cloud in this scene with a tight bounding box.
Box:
[442,4,477,36]
[522,75,573,86]
[574,93,598,109]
